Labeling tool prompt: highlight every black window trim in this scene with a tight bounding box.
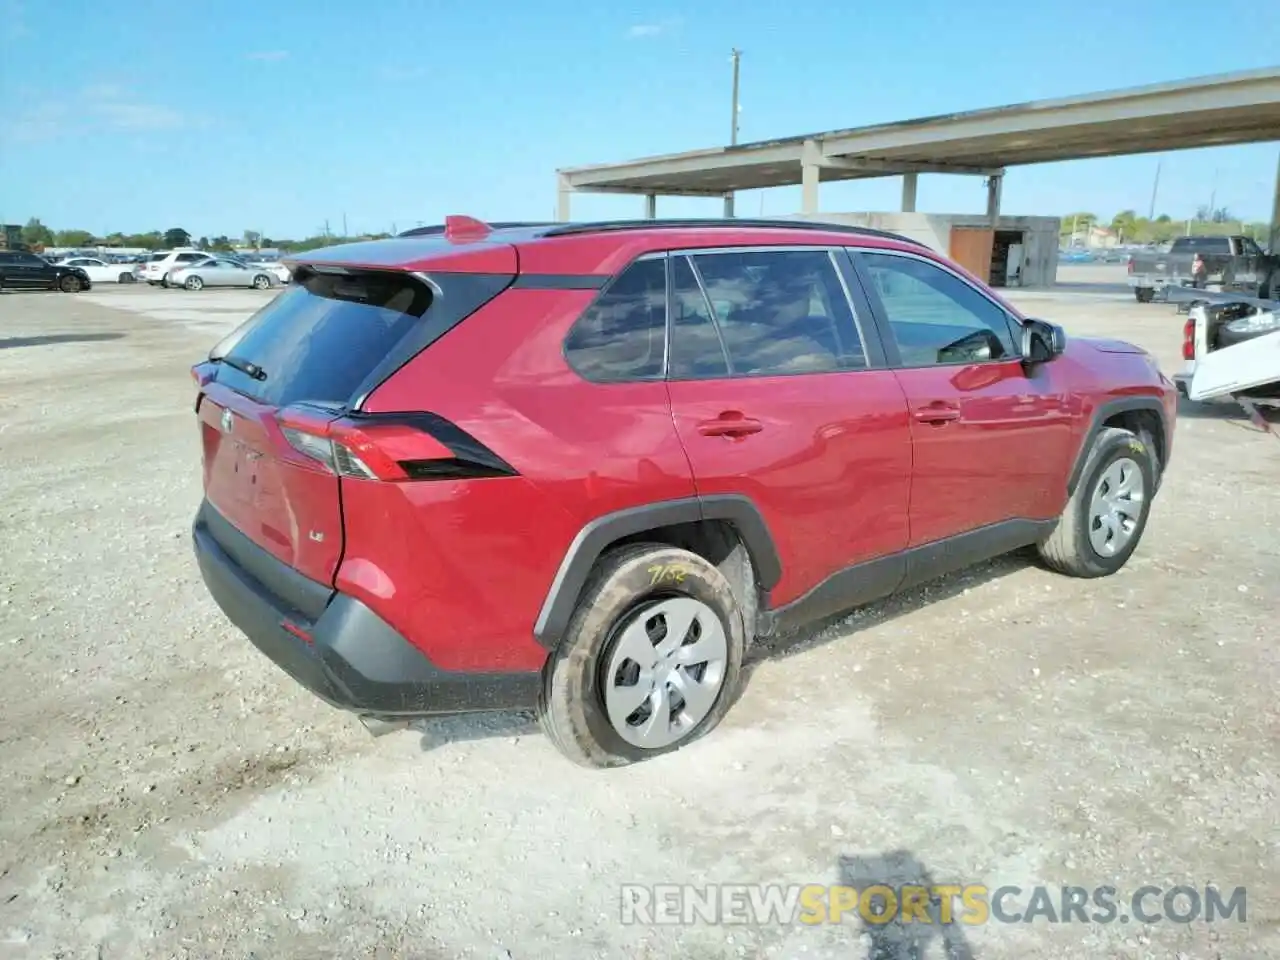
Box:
[663,244,876,382]
[846,245,1025,370]
[561,252,669,385]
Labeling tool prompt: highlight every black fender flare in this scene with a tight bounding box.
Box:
[1065,396,1169,497]
[532,494,781,648]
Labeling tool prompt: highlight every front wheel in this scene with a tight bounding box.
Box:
[252,274,271,290]
[59,275,81,293]
[537,543,746,768]
[1037,426,1156,578]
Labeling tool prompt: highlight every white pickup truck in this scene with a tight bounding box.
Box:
[1170,287,1280,426]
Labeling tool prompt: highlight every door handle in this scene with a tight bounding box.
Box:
[697,412,763,438]
[912,403,962,425]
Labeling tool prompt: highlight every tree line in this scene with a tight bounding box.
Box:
[1060,207,1273,245]
[16,218,391,252]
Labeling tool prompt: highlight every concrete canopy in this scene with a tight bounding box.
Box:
[557,67,1280,202]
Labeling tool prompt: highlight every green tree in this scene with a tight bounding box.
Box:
[21,217,54,246]
[163,227,191,247]
[197,236,210,250]
[1110,210,1138,242]
[55,229,95,247]
[243,230,261,249]
[210,235,234,252]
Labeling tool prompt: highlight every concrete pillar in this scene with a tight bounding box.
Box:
[723,194,735,218]
[801,139,821,216]
[901,173,918,213]
[986,174,1003,227]
[644,194,656,219]
[556,174,572,222]
[1270,149,1280,254]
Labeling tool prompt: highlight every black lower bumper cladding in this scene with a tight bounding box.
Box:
[192,501,541,719]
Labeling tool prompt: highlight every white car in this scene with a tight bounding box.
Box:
[246,260,291,284]
[55,257,138,284]
[140,249,213,287]
[169,256,278,291]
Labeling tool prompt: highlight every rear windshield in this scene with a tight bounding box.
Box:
[210,272,433,408]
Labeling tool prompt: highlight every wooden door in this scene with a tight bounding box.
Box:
[949,227,994,283]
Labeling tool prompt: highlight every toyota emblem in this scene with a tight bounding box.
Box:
[221,409,234,433]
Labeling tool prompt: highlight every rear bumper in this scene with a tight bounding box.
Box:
[192,501,542,719]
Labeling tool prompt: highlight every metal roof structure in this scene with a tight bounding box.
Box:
[556,67,1280,218]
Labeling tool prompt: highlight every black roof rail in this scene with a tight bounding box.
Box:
[396,221,556,238]
[538,218,928,248]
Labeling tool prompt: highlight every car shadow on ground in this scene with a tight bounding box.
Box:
[838,849,977,959]
[0,332,125,350]
[1176,394,1278,432]
[411,710,538,753]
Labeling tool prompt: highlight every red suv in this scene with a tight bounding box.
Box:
[191,217,1177,767]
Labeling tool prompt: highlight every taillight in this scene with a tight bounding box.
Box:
[1182,317,1196,360]
[274,408,517,483]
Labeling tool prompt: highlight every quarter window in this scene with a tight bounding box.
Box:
[564,258,666,382]
[682,249,866,377]
[859,253,1020,366]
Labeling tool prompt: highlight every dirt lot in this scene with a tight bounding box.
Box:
[1,267,1276,959]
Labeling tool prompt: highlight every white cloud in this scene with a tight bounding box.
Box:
[1,85,188,142]
[246,50,289,62]
[627,17,682,38]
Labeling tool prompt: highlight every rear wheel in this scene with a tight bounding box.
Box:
[252,274,271,290]
[538,543,745,768]
[118,272,135,284]
[160,272,171,288]
[59,275,81,293]
[1037,427,1156,578]
[184,275,204,291]
[1134,287,1154,303]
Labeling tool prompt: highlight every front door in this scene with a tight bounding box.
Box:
[664,246,912,609]
[851,249,1078,547]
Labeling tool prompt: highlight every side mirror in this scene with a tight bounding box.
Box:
[1021,318,1066,366]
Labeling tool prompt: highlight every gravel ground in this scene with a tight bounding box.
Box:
[0,267,1276,960]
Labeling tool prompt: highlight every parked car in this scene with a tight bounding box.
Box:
[0,250,92,292]
[54,256,138,284]
[170,256,278,291]
[246,259,291,284]
[139,249,213,287]
[1128,235,1279,303]
[190,216,1178,768]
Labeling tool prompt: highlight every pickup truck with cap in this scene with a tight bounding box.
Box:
[1127,235,1279,303]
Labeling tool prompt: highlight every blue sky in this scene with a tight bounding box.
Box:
[2,0,1278,239]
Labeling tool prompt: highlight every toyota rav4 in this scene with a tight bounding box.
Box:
[191,217,1177,768]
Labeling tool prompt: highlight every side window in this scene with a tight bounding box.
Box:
[687,249,865,376]
[860,252,1019,367]
[19,253,44,265]
[564,257,666,382]
[177,253,204,263]
[668,256,729,379]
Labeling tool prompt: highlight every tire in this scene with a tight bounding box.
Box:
[252,274,271,290]
[118,272,135,284]
[537,543,746,768]
[1134,287,1154,303]
[1037,426,1156,578]
[59,275,81,293]
[184,275,204,291]
[160,272,171,288]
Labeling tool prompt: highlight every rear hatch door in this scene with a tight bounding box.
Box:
[194,261,513,586]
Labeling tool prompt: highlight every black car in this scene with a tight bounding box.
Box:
[0,250,92,292]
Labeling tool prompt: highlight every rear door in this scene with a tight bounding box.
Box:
[664,245,912,609]
[195,270,452,584]
[850,248,1078,545]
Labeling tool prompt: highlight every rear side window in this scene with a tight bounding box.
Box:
[564,258,666,382]
[686,249,866,376]
[210,271,508,408]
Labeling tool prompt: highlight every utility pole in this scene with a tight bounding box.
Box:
[724,48,741,219]
[342,213,348,238]
[1148,159,1161,220]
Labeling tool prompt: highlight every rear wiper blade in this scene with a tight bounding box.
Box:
[216,355,268,381]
